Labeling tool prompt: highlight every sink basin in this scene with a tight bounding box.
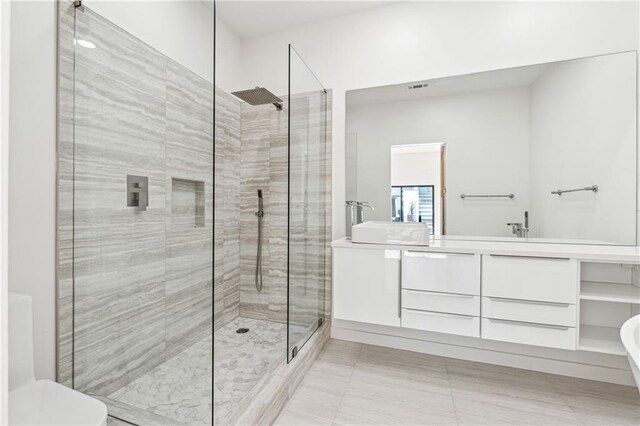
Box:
[351,221,430,246]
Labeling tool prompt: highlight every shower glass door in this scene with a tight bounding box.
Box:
[71,6,213,424]
[287,45,328,361]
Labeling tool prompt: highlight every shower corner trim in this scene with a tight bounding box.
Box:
[55,0,77,388]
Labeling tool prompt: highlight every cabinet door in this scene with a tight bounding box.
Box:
[402,309,480,338]
[403,289,480,316]
[402,251,480,295]
[482,296,576,327]
[482,255,578,304]
[333,247,401,327]
[482,318,576,350]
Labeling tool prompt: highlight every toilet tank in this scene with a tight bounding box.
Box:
[9,292,35,391]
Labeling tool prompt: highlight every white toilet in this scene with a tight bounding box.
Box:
[9,292,108,426]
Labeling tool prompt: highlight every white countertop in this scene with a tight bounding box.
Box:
[332,237,640,263]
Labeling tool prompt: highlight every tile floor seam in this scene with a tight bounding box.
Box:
[541,375,581,424]
[544,374,596,425]
[328,343,364,425]
[443,361,462,426]
[331,345,362,424]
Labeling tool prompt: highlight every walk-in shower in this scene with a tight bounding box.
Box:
[56,2,331,425]
[213,45,331,424]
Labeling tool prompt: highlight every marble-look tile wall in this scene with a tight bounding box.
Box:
[58,6,223,396]
[239,102,285,322]
[214,88,242,331]
[238,91,333,343]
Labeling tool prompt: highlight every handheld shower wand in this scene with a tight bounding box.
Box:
[255,190,264,292]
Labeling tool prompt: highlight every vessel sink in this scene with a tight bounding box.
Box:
[351,221,430,246]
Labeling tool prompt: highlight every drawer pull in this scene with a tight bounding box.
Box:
[489,254,570,261]
[487,297,571,307]
[404,308,475,319]
[487,318,570,330]
[405,251,475,257]
[405,290,475,298]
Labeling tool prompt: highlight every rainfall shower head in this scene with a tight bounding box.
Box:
[231,87,283,111]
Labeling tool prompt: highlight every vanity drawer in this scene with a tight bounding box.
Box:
[482,255,578,303]
[482,297,576,327]
[403,289,480,316]
[402,308,480,337]
[402,251,480,295]
[481,318,576,350]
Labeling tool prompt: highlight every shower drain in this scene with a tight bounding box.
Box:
[236,328,249,334]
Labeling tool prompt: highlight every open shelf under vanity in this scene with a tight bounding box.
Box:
[578,262,640,356]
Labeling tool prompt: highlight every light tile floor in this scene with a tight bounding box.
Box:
[275,339,640,425]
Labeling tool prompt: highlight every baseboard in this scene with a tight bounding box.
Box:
[331,323,636,387]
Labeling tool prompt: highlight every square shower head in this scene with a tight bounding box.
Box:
[231,87,283,110]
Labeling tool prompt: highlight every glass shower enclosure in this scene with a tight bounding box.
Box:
[63,4,328,424]
[70,6,214,424]
[287,45,328,361]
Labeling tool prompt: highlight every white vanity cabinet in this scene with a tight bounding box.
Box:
[332,238,640,385]
[481,254,579,350]
[400,251,481,337]
[333,246,401,327]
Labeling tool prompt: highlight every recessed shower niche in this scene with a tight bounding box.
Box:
[171,178,205,228]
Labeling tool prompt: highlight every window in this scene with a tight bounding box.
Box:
[391,185,435,234]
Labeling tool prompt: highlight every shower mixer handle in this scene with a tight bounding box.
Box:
[126,175,148,211]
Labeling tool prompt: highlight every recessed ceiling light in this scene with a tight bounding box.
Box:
[76,39,96,49]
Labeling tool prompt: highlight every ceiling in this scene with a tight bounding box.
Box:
[215,0,394,39]
[347,64,549,107]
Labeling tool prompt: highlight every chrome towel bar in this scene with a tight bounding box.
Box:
[551,185,598,196]
[460,193,514,199]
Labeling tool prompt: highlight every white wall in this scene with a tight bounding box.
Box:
[215,11,244,91]
[0,0,11,420]
[348,87,531,238]
[391,151,440,187]
[236,0,639,239]
[9,0,57,381]
[529,52,637,244]
[86,0,214,83]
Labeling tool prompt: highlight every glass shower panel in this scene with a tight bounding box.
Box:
[287,45,328,361]
[72,6,213,424]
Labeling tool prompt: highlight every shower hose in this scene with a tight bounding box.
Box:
[255,209,263,292]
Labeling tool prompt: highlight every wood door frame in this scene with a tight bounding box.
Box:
[440,145,446,235]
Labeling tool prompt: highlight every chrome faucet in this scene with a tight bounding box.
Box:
[507,222,524,238]
[345,201,374,239]
[507,211,530,238]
